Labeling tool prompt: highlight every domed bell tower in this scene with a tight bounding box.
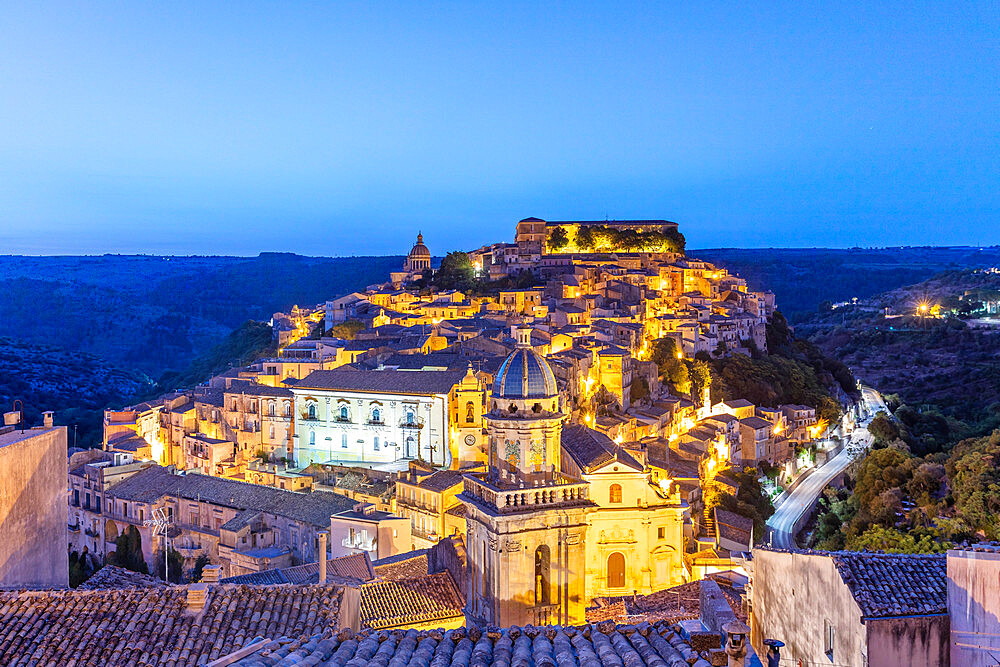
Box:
[459,326,592,628]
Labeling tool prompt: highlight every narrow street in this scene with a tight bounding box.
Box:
[765,386,883,548]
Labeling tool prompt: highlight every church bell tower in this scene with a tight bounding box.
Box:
[459,326,592,627]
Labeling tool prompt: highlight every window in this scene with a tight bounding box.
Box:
[139,509,144,522]
[658,527,665,539]
[308,431,316,447]
[609,484,623,504]
[340,405,349,421]
[73,489,79,507]
[270,424,275,439]
[371,408,381,423]
[534,545,551,605]
[405,410,414,425]
[268,402,275,416]
[342,434,348,449]
[824,619,835,659]
[95,497,101,512]
[607,552,626,588]
[374,436,380,451]
[307,403,317,420]
[466,401,475,424]
[122,501,128,517]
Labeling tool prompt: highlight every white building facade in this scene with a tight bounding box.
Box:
[290,369,470,467]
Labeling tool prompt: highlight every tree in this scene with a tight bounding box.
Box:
[650,337,679,373]
[327,319,365,340]
[153,547,184,583]
[575,226,594,251]
[686,360,712,402]
[108,525,148,575]
[433,251,476,290]
[712,467,775,541]
[868,412,900,446]
[846,525,952,554]
[191,553,211,583]
[548,226,569,251]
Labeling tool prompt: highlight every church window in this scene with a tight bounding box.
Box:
[534,545,551,605]
[607,552,626,588]
[268,402,275,416]
[406,410,415,425]
[340,405,349,421]
[371,407,381,423]
[307,403,317,420]
[374,436,380,451]
[609,484,623,504]
[308,431,315,447]
[342,434,348,449]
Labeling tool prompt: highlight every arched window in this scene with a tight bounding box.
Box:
[607,552,626,588]
[340,405,349,421]
[465,401,475,424]
[609,484,623,504]
[308,431,316,447]
[268,402,275,416]
[406,436,415,457]
[534,545,551,605]
[372,408,381,423]
[284,402,292,417]
[307,403,317,420]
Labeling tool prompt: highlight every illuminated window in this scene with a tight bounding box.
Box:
[609,484,623,503]
[607,552,626,588]
[466,401,475,423]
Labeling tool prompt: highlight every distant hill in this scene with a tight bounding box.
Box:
[0,337,151,447]
[796,270,1000,452]
[692,246,1000,321]
[0,254,403,376]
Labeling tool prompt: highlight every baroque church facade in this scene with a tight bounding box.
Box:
[460,327,689,627]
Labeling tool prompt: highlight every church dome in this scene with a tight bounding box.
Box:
[492,347,558,399]
[408,233,430,258]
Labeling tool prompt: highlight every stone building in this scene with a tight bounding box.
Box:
[461,327,593,627]
[0,419,68,588]
[390,232,433,287]
[751,548,948,667]
[290,367,485,468]
[560,425,688,597]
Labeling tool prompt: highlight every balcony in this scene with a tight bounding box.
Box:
[462,475,591,514]
[399,417,425,429]
[396,495,438,514]
[68,523,81,533]
[84,527,100,538]
[411,526,440,542]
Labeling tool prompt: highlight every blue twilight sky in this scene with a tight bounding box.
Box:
[1,2,998,256]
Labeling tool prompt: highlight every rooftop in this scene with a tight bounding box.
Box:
[294,369,468,395]
[0,584,343,666]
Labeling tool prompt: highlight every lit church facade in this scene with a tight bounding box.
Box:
[460,327,689,627]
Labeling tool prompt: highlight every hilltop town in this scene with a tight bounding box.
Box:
[4,217,997,666]
[58,218,844,612]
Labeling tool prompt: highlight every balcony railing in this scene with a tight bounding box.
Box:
[399,417,424,429]
[411,526,439,542]
[462,475,590,513]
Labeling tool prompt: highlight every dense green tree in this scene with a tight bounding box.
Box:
[548,226,569,251]
[575,226,594,250]
[108,525,148,575]
[191,553,211,582]
[327,319,365,340]
[650,337,679,373]
[846,525,952,554]
[433,251,476,290]
[948,430,1000,540]
[868,412,901,445]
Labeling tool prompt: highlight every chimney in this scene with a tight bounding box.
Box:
[318,532,328,583]
[200,565,222,583]
[186,583,208,611]
[43,411,54,428]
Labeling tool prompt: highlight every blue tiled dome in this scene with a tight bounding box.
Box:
[492,348,558,399]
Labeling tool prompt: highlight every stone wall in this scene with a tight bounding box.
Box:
[949,549,1000,667]
[0,427,69,588]
[867,616,949,667]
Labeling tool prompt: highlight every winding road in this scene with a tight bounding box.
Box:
[765,386,885,548]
